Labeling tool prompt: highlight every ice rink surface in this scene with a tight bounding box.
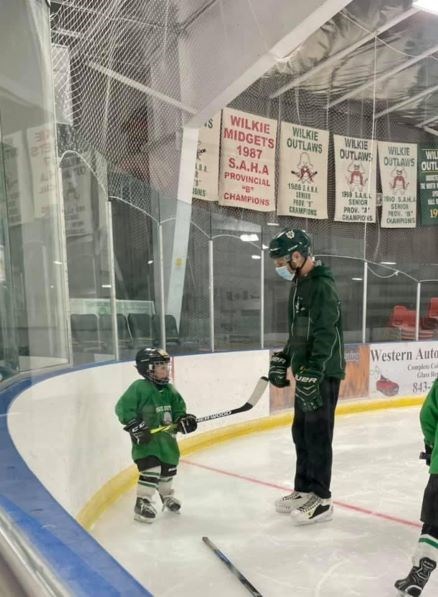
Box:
[92,406,438,596]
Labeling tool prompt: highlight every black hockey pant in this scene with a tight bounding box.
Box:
[292,377,340,500]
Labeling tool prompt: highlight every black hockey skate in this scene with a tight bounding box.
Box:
[160,493,181,512]
[134,497,157,523]
[395,557,436,596]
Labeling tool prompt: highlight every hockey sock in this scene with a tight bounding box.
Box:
[158,475,174,497]
[137,465,160,500]
[413,534,438,567]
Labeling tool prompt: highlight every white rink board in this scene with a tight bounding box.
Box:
[8,351,270,517]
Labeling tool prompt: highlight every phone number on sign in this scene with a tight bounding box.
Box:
[413,381,433,394]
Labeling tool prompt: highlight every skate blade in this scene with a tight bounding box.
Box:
[134,513,155,523]
[163,504,181,513]
[291,508,334,526]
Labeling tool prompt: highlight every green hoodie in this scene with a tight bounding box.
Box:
[420,378,438,474]
[285,260,345,379]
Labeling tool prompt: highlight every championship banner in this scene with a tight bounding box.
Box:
[219,108,277,212]
[418,146,438,226]
[192,112,221,202]
[277,122,329,219]
[61,152,93,237]
[3,132,33,226]
[378,141,417,228]
[370,341,438,399]
[334,134,376,223]
[27,124,58,218]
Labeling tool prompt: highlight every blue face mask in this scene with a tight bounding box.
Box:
[275,265,295,281]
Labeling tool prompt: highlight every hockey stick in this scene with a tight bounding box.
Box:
[150,376,269,435]
[202,536,263,596]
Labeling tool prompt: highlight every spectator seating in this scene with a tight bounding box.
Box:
[70,314,102,353]
[388,305,433,341]
[427,297,438,320]
[99,314,133,350]
[127,313,154,348]
[152,314,180,346]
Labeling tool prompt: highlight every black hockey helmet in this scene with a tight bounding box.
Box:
[135,347,170,385]
[268,228,312,260]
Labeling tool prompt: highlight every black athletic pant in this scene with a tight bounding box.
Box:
[421,474,438,538]
[292,377,340,500]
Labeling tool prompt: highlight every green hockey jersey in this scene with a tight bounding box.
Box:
[115,379,187,465]
[420,378,438,474]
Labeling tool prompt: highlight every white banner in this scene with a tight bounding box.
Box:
[193,113,221,202]
[219,108,276,212]
[277,122,329,219]
[334,134,376,223]
[27,124,58,218]
[3,131,33,226]
[369,341,438,398]
[378,141,417,228]
[61,153,93,237]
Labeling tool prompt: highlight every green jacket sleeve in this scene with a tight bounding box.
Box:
[420,379,438,447]
[115,381,141,424]
[307,279,342,376]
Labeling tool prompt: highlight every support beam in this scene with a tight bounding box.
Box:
[269,7,418,99]
[374,82,438,119]
[165,126,199,328]
[88,62,197,115]
[423,125,438,136]
[328,41,438,109]
[417,114,438,128]
[182,0,354,129]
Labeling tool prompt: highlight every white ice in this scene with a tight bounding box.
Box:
[92,407,437,596]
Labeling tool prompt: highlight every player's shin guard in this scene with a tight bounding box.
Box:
[135,466,160,523]
[158,475,181,512]
[395,535,438,595]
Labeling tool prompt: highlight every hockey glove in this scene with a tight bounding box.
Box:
[295,367,323,412]
[420,443,433,466]
[268,351,291,388]
[123,419,152,445]
[176,414,198,434]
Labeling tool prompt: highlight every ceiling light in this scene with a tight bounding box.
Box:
[262,244,268,250]
[240,233,259,242]
[266,222,280,226]
[148,260,154,264]
[352,277,363,281]
[413,0,438,15]
[251,254,261,260]
[101,284,112,288]
[380,261,396,265]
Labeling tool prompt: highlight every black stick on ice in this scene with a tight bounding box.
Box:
[150,376,268,435]
[202,536,263,596]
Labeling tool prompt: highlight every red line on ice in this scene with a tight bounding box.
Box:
[181,458,421,529]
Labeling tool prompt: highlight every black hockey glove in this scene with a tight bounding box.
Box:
[176,414,198,434]
[420,443,433,466]
[295,367,323,412]
[123,419,152,445]
[268,351,290,388]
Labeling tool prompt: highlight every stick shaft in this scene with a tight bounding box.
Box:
[202,537,263,596]
[150,376,268,435]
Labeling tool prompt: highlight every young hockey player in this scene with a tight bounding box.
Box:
[395,377,438,595]
[115,347,197,523]
[268,228,345,525]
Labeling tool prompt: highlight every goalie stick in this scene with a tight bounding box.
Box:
[150,375,268,435]
[202,536,263,596]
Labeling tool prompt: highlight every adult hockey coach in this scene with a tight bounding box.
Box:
[268,228,345,525]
